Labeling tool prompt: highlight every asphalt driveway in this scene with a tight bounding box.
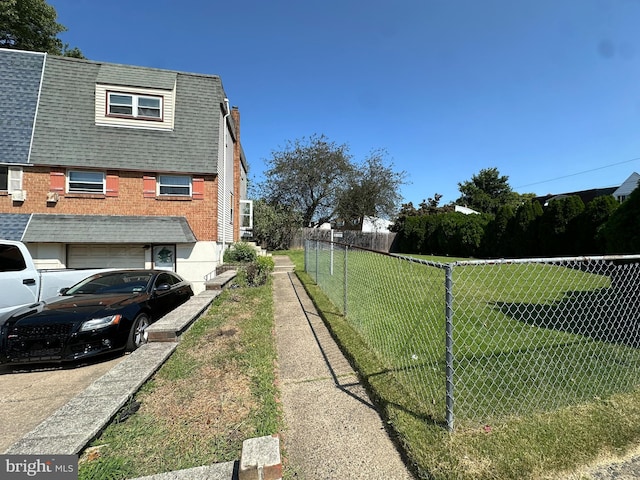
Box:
[0,353,124,453]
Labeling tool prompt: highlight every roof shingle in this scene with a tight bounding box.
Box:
[22,214,196,243]
[0,49,45,165]
[30,56,224,175]
[0,213,32,241]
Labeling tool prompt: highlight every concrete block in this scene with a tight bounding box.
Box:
[239,435,282,480]
[205,270,237,290]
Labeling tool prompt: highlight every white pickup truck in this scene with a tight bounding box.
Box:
[0,240,110,315]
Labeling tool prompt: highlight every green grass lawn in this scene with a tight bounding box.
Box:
[279,248,640,479]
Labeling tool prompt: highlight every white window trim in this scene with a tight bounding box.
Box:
[107,91,163,120]
[67,170,106,194]
[4,166,23,193]
[240,199,253,229]
[158,174,192,197]
[96,83,175,131]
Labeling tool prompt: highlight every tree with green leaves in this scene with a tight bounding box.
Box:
[389,202,418,232]
[251,200,302,250]
[456,167,518,215]
[259,134,353,227]
[259,134,406,229]
[481,203,515,257]
[335,149,406,230]
[431,211,491,257]
[508,199,543,257]
[602,186,640,254]
[574,195,619,254]
[538,195,585,256]
[0,0,84,57]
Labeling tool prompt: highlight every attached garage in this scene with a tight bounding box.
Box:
[68,244,145,268]
[17,213,197,270]
[0,213,216,293]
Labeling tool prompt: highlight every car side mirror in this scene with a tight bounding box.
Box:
[59,287,69,296]
[155,283,171,292]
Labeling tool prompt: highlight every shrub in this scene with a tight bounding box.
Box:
[224,242,258,263]
[245,256,275,287]
[232,256,275,288]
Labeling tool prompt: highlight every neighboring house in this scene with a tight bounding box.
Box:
[534,173,639,207]
[0,48,251,293]
[534,172,640,207]
[454,205,480,215]
[536,187,618,207]
[612,172,640,203]
[330,216,392,233]
[362,216,393,233]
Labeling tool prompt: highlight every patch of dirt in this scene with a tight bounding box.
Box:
[141,317,256,440]
[143,363,255,437]
[204,328,239,341]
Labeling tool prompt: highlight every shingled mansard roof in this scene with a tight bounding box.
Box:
[29,55,228,175]
[0,213,32,241]
[0,49,45,166]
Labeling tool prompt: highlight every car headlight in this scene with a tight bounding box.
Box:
[80,314,122,332]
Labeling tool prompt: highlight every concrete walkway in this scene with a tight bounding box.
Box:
[272,255,413,479]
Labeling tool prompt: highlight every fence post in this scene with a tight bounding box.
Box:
[330,230,334,275]
[445,264,454,432]
[304,239,308,273]
[315,240,319,283]
[343,245,348,316]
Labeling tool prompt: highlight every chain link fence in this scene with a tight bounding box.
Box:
[305,239,640,431]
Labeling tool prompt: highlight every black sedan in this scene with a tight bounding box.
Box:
[0,270,193,365]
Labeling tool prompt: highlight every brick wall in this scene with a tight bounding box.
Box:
[0,167,218,241]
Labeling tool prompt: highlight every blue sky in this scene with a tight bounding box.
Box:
[49,0,640,207]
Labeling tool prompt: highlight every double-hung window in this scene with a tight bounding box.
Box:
[68,170,105,194]
[240,200,253,229]
[158,175,191,196]
[108,92,162,120]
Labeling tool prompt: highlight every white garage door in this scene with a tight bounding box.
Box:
[68,245,145,269]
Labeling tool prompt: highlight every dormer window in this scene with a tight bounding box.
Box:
[96,83,174,131]
[107,92,162,120]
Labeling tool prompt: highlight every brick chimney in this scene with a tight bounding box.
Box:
[231,106,240,141]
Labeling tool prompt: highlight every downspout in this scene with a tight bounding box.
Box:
[222,98,230,258]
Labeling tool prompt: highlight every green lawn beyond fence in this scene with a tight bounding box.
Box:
[304,241,640,430]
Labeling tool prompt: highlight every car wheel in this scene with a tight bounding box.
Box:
[127,313,150,351]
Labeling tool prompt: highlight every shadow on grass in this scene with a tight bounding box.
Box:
[290,271,448,432]
[495,286,640,348]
